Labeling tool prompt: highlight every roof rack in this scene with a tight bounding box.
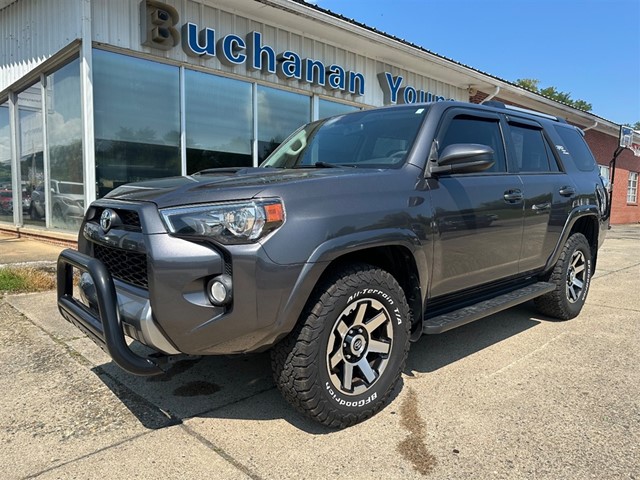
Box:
[482,101,567,123]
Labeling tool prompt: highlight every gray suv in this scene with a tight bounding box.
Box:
[30,179,84,223]
[58,101,608,428]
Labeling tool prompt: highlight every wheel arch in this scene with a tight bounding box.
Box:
[317,245,424,339]
[277,231,427,344]
[544,206,600,273]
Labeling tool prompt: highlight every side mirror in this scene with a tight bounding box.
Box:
[430,143,495,175]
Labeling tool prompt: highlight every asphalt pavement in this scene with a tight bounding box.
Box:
[1,226,638,479]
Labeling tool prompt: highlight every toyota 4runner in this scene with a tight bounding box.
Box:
[57,100,608,428]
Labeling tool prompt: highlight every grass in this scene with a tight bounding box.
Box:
[0,266,57,293]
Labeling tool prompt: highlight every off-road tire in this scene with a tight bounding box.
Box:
[535,233,592,320]
[271,264,411,428]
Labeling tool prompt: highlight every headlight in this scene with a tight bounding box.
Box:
[60,197,80,207]
[160,199,285,244]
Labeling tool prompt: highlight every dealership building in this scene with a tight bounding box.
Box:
[1,0,638,241]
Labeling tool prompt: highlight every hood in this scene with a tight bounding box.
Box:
[104,167,367,208]
[57,193,84,202]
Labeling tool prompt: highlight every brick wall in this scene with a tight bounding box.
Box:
[469,92,640,224]
[583,129,639,224]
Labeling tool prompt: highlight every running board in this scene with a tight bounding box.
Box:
[422,282,555,334]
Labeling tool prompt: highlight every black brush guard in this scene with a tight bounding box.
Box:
[57,248,164,376]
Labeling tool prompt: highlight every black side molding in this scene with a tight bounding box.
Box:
[57,249,164,376]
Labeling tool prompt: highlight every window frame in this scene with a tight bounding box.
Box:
[505,118,562,174]
[434,109,509,175]
[628,171,638,205]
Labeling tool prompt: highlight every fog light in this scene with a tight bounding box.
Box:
[207,275,233,306]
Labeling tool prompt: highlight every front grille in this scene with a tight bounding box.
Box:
[94,244,148,289]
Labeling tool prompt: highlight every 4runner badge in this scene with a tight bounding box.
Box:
[100,209,116,233]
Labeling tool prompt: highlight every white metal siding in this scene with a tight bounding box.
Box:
[0,0,82,91]
[90,0,466,105]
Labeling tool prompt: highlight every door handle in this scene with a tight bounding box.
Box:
[559,186,576,197]
[503,190,523,203]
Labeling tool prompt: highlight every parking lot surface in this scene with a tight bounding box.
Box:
[1,226,639,479]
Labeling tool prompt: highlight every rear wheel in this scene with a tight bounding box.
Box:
[535,233,592,320]
[271,264,410,428]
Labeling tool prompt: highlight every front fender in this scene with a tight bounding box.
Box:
[272,228,427,343]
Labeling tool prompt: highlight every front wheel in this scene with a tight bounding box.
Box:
[535,233,593,320]
[271,264,411,428]
[29,203,41,220]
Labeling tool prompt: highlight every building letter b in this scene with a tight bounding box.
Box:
[140,0,180,50]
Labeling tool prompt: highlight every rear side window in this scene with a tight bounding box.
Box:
[554,126,597,172]
[440,116,507,172]
[509,125,559,173]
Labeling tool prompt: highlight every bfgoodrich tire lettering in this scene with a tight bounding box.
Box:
[535,233,592,320]
[271,264,411,428]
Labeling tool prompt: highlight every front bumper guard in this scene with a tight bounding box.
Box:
[57,249,164,376]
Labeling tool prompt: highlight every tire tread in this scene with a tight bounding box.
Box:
[535,233,591,320]
[271,264,410,428]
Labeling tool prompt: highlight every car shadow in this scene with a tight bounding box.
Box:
[92,348,400,435]
[91,302,549,433]
[407,301,545,374]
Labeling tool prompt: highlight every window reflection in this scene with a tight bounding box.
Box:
[185,70,252,173]
[93,49,180,197]
[0,104,12,223]
[318,99,360,120]
[257,86,310,162]
[47,58,84,230]
[18,84,45,226]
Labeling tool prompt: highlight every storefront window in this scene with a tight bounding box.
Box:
[93,49,180,197]
[18,84,45,226]
[318,99,360,120]
[47,58,84,230]
[257,86,310,162]
[185,70,252,174]
[0,103,12,223]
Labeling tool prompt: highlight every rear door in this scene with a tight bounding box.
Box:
[504,117,573,273]
[428,109,524,297]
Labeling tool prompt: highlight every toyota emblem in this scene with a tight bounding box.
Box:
[100,209,116,233]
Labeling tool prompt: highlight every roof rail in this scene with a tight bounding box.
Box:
[482,101,567,123]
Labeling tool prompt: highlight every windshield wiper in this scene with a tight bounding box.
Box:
[292,162,356,169]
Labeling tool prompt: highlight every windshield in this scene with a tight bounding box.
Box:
[261,106,429,169]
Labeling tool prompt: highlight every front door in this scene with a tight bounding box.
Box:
[428,109,524,298]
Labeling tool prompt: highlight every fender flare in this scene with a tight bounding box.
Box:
[543,205,600,272]
[274,228,428,338]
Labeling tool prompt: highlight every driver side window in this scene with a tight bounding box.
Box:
[440,116,507,172]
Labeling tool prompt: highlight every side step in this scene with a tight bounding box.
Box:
[422,281,555,334]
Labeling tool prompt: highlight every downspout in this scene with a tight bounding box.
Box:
[582,121,598,133]
[480,86,500,104]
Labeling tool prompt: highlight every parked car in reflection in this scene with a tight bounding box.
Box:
[22,190,31,213]
[29,180,84,223]
[0,190,12,214]
[0,189,30,214]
